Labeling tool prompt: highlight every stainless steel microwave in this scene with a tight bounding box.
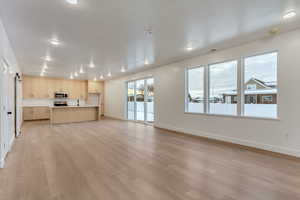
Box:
[54,92,68,99]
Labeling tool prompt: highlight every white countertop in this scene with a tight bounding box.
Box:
[49,105,99,108]
[23,105,50,107]
[23,105,99,108]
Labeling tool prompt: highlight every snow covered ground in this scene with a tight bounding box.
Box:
[127,102,154,122]
[128,102,276,121]
[188,103,277,118]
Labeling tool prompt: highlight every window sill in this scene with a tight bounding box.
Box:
[184,112,280,121]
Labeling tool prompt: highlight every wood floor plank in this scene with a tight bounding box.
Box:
[1,118,300,200]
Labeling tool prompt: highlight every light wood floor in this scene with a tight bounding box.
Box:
[1,119,300,200]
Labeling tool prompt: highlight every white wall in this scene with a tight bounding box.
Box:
[0,19,21,168]
[104,29,300,157]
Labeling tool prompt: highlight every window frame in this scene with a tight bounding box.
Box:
[185,50,279,120]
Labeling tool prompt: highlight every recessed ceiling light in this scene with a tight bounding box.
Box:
[74,71,78,77]
[107,72,112,77]
[283,11,296,19]
[89,62,95,68]
[121,67,126,72]
[66,0,78,5]
[49,38,61,46]
[186,46,193,51]
[79,65,85,73]
[93,77,97,81]
[100,75,104,79]
[70,74,74,79]
[43,63,48,69]
[43,55,52,62]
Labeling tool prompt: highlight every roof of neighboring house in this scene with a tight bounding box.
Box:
[223,88,277,95]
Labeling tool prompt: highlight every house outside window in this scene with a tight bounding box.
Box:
[262,95,273,104]
[247,84,257,90]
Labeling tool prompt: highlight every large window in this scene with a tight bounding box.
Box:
[244,52,277,118]
[209,61,238,115]
[187,67,204,113]
[185,51,278,119]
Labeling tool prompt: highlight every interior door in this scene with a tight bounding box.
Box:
[7,71,14,139]
[0,59,11,162]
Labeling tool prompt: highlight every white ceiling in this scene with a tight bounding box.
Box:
[1,0,300,80]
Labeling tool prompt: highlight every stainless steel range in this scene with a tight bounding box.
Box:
[53,101,68,106]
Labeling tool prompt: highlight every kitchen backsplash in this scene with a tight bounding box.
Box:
[22,99,86,107]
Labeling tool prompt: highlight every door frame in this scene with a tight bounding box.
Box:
[14,73,21,137]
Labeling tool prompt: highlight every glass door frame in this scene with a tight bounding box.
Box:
[126,76,154,123]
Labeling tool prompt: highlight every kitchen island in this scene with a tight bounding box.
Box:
[50,105,100,124]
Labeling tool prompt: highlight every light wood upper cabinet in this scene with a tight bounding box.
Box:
[80,81,88,99]
[68,80,87,100]
[23,76,34,99]
[88,81,103,93]
[22,76,88,100]
[23,76,48,99]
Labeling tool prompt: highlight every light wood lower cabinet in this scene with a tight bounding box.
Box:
[50,106,99,124]
[23,107,50,121]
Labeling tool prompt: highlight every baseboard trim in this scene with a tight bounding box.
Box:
[154,123,300,161]
[103,114,126,121]
[9,135,15,152]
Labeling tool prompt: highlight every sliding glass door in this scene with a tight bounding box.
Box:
[127,81,135,120]
[146,78,154,122]
[136,80,145,121]
[127,78,154,123]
